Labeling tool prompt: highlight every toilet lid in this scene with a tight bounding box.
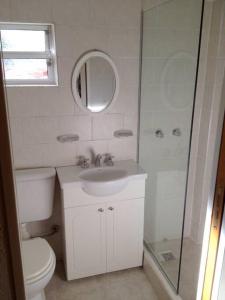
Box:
[22,238,54,282]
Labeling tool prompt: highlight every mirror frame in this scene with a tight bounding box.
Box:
[72,50,119,114]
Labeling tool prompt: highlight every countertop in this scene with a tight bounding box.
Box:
[56,159,147,189]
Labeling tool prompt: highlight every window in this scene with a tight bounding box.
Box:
[0,23,58,86]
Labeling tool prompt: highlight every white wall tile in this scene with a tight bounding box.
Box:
[41,143,77,167]
[3,0,141,260]
[219,35,225,59]
[80,26,110,54]
[123,114,138,136]
[215,59,225,85]
[12,143,46,168]
[4,0,141,170]
[108,137,137,161]
[111,84,139,114]
[0,0,11,21]
[38,87,76,116]
[7,89,40,117]
[10,0,53,22]
[89,0,141,29]
[9,117,24,146]
[77,140,109,164]
[88,0,114,27]
[21,117,59,144]
[7,87,76,117]
[108,29,140,58]
[14,142,77,169]
[107,0,141,28]
[89,0,141,28]
[57,115,92,141]
[52,0,91,26]
[116,58,140,87]
[55,25,79,59]
[57,57,76,87]
[92,114,123,140]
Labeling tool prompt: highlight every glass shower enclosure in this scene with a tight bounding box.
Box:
[139,0,204,292]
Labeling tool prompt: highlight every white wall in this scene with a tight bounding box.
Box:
[0,0,141,259]
[1,0,141,169]
[142,0,173,11]
[184,0,214,244]
[190,0,225,244]
[179,1,225,296]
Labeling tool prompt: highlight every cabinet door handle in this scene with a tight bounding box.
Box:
[108,207,114,211]
[98,208,104,212]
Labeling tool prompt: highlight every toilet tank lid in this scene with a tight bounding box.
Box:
[15,167,56,182]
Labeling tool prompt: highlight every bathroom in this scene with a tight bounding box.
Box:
[0,0,225,299]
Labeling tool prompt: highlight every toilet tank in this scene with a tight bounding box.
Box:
[15,168,56,223]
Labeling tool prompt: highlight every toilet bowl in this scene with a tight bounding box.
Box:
[15,168,56,299]
[22,238,56,300]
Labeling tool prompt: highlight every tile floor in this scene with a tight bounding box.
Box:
[148,237,202,300]
[46,263,159,300]
[179,239,202,300]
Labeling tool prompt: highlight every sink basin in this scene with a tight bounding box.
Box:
[79,167,128,196]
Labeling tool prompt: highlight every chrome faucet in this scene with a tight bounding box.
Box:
[95,154,102,167]
[104,153,114,166]
[78,156,90,168]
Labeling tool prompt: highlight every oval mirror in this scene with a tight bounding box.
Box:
[72,51,119,113]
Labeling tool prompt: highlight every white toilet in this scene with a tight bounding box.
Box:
[15,168,56,300]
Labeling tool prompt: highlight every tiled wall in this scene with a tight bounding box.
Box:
[1,0,141,169]
[0,0,141,259]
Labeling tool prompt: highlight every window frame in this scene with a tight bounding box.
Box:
[0,22,58,86]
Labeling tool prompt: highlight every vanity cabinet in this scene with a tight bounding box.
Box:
[106,199,144,273]
[63,198,144,280]
[64,204,107,279]
[57,160,147,280]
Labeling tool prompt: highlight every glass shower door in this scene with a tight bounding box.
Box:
[139,0,204,291]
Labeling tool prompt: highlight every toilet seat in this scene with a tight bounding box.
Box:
[22,238,55,285]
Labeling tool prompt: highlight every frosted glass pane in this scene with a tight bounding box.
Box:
[1,30,46,52]
[4,59,48,80]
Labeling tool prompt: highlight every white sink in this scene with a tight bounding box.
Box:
[79,167,128,196]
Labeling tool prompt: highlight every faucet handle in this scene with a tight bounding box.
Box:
[78,156,90,168]
[104,153,114,166]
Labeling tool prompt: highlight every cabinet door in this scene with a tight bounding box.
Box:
[64,204,107,280]
[106,198,144,272]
